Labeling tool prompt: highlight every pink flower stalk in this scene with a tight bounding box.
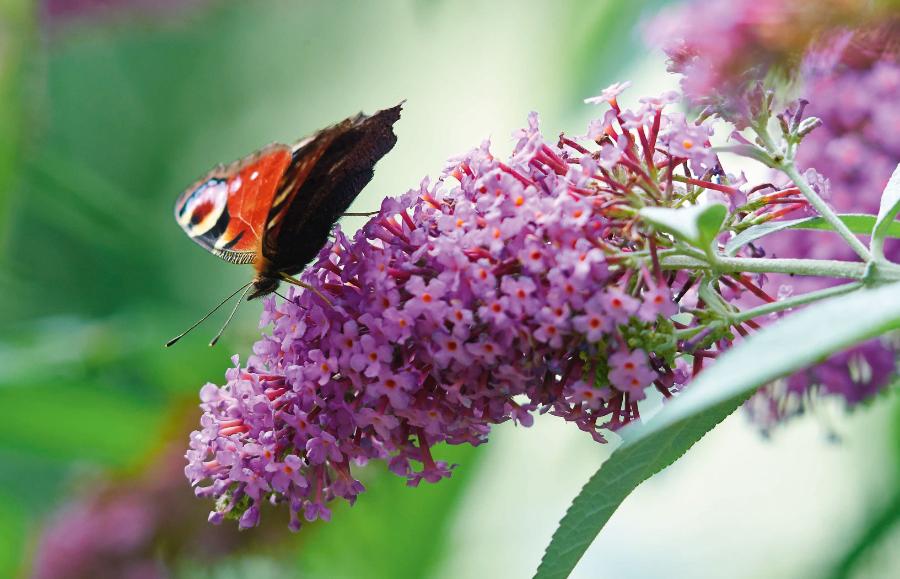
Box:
[185,94,740,528]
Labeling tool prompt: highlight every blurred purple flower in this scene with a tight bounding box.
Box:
[644,0,889,124]
[42,0,211,27]
[797,42,899,216]
[30,436,282,579]
[32,495,162,579]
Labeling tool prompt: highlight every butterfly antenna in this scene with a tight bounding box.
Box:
[208,283,254,347]
[165,282,252,347]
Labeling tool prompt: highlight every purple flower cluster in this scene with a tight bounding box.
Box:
[643,0,898,427]
[645,0,790,119]
[185,97,725,528]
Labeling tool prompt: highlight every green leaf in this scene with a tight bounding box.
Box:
[534,392,748,579]
[640,203,727,252]
[536,282,900,579]
[647,282,900,432]
[725,213,900,256]
[872,164,900,261]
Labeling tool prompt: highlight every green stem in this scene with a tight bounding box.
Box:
[674,325,707,340]
[781,161,872,261]
[730,282,864,324]
[671,283,864,344]
[660,254,869,280]
[752,119,782,158]
[672,283,865,346]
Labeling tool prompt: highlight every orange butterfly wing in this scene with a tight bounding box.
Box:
[175,144,293,264]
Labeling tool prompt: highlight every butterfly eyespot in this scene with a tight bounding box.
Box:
[190,201,214,225]
[178,178,229,236]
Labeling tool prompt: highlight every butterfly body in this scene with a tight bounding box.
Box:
[175,103,402,301]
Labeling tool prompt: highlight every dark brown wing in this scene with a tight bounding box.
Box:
[260,103,402,275]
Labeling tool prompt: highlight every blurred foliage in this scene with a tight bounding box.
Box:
[566,0,668,97]
[0,0,32,250]
[828,490,900,579]
[296,444,478,579]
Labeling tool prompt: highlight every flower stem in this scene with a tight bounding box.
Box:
[780,161,872,261]
[660,254,870,280]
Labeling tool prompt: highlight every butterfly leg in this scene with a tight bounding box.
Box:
[341,211,379,217]
[279,273,334,307]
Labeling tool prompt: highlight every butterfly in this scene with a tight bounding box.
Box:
[167,103,402,346]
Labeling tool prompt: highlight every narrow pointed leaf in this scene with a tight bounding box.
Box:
[536,281,900,579]
[725,213,900,256]
[534,392,748,579]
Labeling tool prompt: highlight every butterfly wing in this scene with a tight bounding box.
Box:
[261,103,402,274]
[175,144,293,264]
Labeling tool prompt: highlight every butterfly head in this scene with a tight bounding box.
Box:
[248,274,280,300]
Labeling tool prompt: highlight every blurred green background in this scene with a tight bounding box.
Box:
[0,1,897,578]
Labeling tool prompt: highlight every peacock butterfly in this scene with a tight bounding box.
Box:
[168,103,402,345]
